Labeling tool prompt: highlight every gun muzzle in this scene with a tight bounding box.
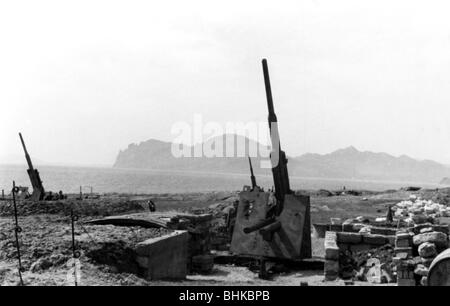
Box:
[259,220,282,241]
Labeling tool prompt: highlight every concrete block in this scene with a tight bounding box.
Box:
[342,223,354,232]
[329,224,343,232]
[135,230,188,280]
[336,232,362,244]
[349,244,372,253]
[324,231,339,260]
[371,227,397,236]
[386,235,396,246]
[396,232,412,240]
[362,234,388,245]
[395,238,411,248]
[324,260,339,281]
[395,247,412,258]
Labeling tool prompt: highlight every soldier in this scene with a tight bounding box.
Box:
[148,200,156,212]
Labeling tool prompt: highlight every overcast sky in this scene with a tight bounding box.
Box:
[1,0,450,166]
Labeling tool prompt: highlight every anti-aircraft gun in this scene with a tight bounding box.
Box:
[19,133,45,201]
[230,59,311,260]
[248,157,257,190]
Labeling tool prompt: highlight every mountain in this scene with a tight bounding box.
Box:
[114,135,272,175]
[292,146,450,182]
[440,177,450,185]
[113,136,450,183]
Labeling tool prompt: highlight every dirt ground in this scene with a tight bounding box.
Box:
[1,188,447,286]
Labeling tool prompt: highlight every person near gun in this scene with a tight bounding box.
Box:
[147,200,156,212]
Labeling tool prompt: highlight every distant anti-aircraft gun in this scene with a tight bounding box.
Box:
[19,132,45,201]
[248,157,257,190]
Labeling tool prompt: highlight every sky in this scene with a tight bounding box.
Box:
[1,0,450,166]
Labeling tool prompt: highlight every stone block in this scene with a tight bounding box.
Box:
[395,238,411,248]
[418,242,437,258]
[324,231,339,260]
[413,232,448,248]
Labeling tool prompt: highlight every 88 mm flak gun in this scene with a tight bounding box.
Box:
[19,133,45,201]
[230,59,311,260]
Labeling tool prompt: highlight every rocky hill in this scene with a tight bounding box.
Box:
[113,136,450,183]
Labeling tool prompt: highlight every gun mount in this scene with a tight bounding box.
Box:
[230,59,311,261]
[19,133,45,201]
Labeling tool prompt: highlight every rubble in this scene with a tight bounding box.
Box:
[413,232,448,249]
[323,193,450,286]
[418,242,437,258]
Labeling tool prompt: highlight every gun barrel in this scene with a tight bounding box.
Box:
[248,157,257,189]
[19,133,34,170]
[259,220,282,241]
[243,218,275,234]
[261,59,291,204]
[262,59,276,122]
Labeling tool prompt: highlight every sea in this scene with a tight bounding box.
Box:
[0,164,441,195]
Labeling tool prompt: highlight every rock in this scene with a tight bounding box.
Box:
[421,257,434,267]
[432,224,449,235]
[413,232,448,248]
[414,264,429,276]
[418,242,437,258]
[412,214,432,224]
[419,227,433,234]
[366,264,384,284]
[30,257,53,272]
[359,227,371,234]
[420,276,428,286]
